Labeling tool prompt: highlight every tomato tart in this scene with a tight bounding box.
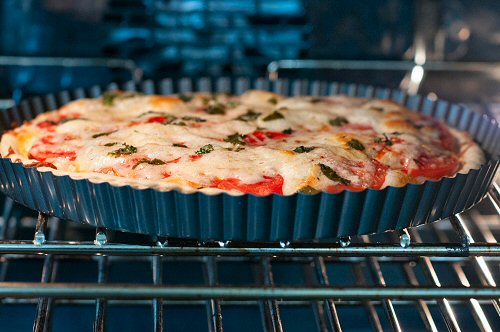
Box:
[0,90,485,196]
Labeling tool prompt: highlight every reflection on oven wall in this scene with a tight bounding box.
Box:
[0,0,500,107]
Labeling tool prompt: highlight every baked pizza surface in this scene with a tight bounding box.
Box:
[0,90,485,196]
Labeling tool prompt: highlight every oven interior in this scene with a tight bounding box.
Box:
[0,1,499,331]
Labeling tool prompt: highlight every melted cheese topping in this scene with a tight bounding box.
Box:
[0,90,485,196]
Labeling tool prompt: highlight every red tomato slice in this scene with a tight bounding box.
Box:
[189,154,202,161]
[36,121,56,130]
[29,150,76,161]
[59,113,82,120]
[128,121,141,127]
[390,137,405,144]
[258,131,288,139]
[408,154,459,180]
[432,120,458,151]
[95,167,118,176]
[326,184,365,193]
[25,161,57,169]
[439,129,457,151]
[371,159,388,189]
[243,131,289,146]
[325,159,387,193]
[168,157,181,163]
[146,116,167,124]
[40,133,75,145]
[41,135,56,145]
[212,174,284,196]
[243,135,258,144]
[343,123,374,131]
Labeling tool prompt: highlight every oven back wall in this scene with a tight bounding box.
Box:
[2,1,500,102]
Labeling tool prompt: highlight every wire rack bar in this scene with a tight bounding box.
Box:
[261,257,284,332]
[3,298,498,306]
[3,284,494,300]
[151,255,164,332]
[412,226,462,331]
[33,255,54,332]
[0,243,496,256]
[434,218,494,332]
[0,56,143,82]
[313,257,342,332]
[488,184,500,213]
[366,251,403,331]
[453,264,493,332]
[93,255,109,332]
[205,256,224,332]
[363,235,404,331]
[455,214,499,317]
[351,263,383,332]
[2,254,495,264]
[33,215,59,332]
[402,263,439,332]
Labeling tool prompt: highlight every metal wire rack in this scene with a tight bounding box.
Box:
[0,184,498,331]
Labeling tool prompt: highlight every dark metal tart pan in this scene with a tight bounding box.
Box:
[0,78,498,242]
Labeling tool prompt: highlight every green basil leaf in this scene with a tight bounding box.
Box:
[102,91,142,106]
[102,91,118,106]
[132,158,166,170]
[293,146,316,153]
[236,109,261,122]
[108,143,138,156]
[383,133,393,146]
[138,111,165,118]
[59,117,88,124]
[329,116,349,127]
[181,116,206,123]
[92,130,117,139]
[347,139,365,151]
[205,103,226,115]
[226,101,241,108]
[104,142,118,147]
[224,133,246,145]
[164,115,178,124]
[178,94,193,102]
[299,185,320,194]
[195,144,214,155]
[263,111,284,121]
[268,97,278,105]
[318,163,350,185]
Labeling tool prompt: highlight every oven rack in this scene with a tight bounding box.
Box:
[0,185,498,331]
